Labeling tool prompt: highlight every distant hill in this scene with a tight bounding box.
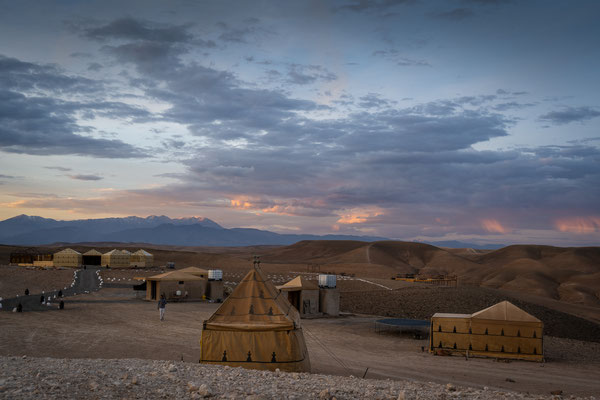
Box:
[0,214,386,247]
[258,240,600,308]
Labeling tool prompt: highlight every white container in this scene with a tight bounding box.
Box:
[208,269,223,281]
[318,274,336,288]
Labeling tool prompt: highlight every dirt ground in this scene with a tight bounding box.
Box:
[0,266,75,298]
[1,287,600,397]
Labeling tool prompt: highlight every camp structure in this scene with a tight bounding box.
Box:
[130,249,154,267]
[10,248,53,267]
[101,249,131,268]
[199,265,311,372]
[53,248,82,268]
[430,301,544,362]
[277,276,320,317]
[144,270,207,301]
[178,266,209,278]
[82,249,102,266]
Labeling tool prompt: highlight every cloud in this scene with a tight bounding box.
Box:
[87,62,103,71]
[481,219,509,233]
[0,53,154,158]
[69,174,103,181]
[0,54,102,94]
[335,0,415,13]
[216,19,270,44]
[286,64,337,85]
[82,17,193,43]
[554,217,600,234]
[493,101,536,111]
[431,8,474,20]
[45,166,72,172]
[372,49,430,67]
[53,17,599,243]
[358,93,397,108]
[0,174,16,179]
[539,106,600,125]
[0,89,148,158]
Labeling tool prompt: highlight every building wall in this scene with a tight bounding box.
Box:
[131,254,154,267]
[101,253,130,267]
[319,288,340,316]
[54,253,82,268]
[146,279,207,301]
[299,289,319,316]
[207,280,224,301]
[33,261,54,267]
[430,316,543,361]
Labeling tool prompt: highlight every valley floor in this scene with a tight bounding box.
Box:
[1,288,600,398]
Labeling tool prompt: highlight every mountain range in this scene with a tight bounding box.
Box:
[0,214,388,246]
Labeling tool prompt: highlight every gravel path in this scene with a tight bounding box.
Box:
[0,356,577,400]
[0,267,101,312]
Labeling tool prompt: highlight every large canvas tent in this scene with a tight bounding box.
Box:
[130,249,154,267]
[82,249,102,266]
[144,270,207,301]
[53,248,82,268]
[200,266,311,372]
[101,249,131,268]
[430,301,543,362]
[277,276,319,316]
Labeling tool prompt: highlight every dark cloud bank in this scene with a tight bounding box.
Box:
[2,16,599,239]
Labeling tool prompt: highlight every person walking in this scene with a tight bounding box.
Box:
[158,294,167,321]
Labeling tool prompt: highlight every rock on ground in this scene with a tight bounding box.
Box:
[0,356,592,399]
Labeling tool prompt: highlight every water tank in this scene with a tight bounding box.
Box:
[318,274,336,288]
[208,269,223,281]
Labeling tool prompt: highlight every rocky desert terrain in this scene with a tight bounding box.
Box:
[1,240,600,399]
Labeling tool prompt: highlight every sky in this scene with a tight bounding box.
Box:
[0,0,599,246]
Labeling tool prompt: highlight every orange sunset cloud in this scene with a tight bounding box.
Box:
[481,219,509,234]
[555,217,600,234]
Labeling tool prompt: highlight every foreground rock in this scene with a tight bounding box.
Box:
[0,356,585,399]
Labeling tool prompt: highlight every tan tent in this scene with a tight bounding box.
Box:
[178,267,209,278]
[131,249,154,267]
[200,266,311,372]
[83,249,102,266]
[145,270,207,301]
[53,248,82,268]
[101,249,130,267]
[430,301,543,362]
[277,276,320,316]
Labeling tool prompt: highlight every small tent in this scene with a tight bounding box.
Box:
[131,249,154,267]
[82,249,102,266]
[199,265,311,372]
[101,249,130,268]
[53,248,82,268]
[277,276,320,316]
[430,301,543,361]
[144,270,207,301]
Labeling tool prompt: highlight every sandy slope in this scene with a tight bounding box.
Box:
[2,239,600,308]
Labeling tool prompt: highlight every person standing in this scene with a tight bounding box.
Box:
[158,294,167,321]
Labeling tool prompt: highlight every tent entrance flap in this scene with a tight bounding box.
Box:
[288,291,300,310]
[151,281,157,300]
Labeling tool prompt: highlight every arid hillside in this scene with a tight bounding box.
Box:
[258,241,600,307]
[2,240,600,307]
